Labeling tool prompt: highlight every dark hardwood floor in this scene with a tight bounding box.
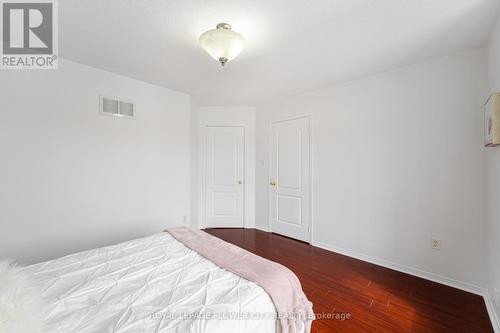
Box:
[204,228,493,333]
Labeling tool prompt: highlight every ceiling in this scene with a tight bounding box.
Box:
[60,0,500,106]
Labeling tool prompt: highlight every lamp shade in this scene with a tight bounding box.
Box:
[199,23,245,66]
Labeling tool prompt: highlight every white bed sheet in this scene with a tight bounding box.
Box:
[23,232,280,333]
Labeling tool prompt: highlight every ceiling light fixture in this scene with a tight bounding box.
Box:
[199,23,245,66]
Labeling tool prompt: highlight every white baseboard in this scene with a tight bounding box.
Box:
[484,292,500,333]
[244,221,256,229]
[311,240,500,330]
[311,240,485,295]
[254,225,269,232]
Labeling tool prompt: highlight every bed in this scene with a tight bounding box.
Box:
[22,230,312,333]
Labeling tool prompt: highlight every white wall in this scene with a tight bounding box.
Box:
[487,16,500,323]
[194,107,256,228]
[189,99,200,228]
[256,49,489,289]
[0,59,191,264]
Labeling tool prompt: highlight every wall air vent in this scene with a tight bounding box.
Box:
[100,95,135,119]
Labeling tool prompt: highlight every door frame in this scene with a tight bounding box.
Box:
[268,115,313,244]
[200,125,251,229]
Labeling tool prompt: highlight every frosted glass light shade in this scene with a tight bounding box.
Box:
[199,23,245,66]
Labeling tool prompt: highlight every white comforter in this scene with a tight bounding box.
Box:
[23,233,278,333]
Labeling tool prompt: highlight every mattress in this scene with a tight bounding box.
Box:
[23,232,279,333]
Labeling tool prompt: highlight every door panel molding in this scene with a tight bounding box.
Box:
[277,194,302,225]
[277,127,303,190]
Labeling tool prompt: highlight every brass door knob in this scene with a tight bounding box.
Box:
[269,181,277,186]
[238,180,244,185]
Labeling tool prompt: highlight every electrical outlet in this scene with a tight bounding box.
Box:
[431,238,442,251]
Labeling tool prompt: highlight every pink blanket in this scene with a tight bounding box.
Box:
[165,227,314,333]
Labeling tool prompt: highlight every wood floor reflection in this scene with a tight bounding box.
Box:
[205,228,493,333]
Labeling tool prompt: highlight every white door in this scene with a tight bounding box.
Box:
[270,117,311,242]
[205,126,245,227]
